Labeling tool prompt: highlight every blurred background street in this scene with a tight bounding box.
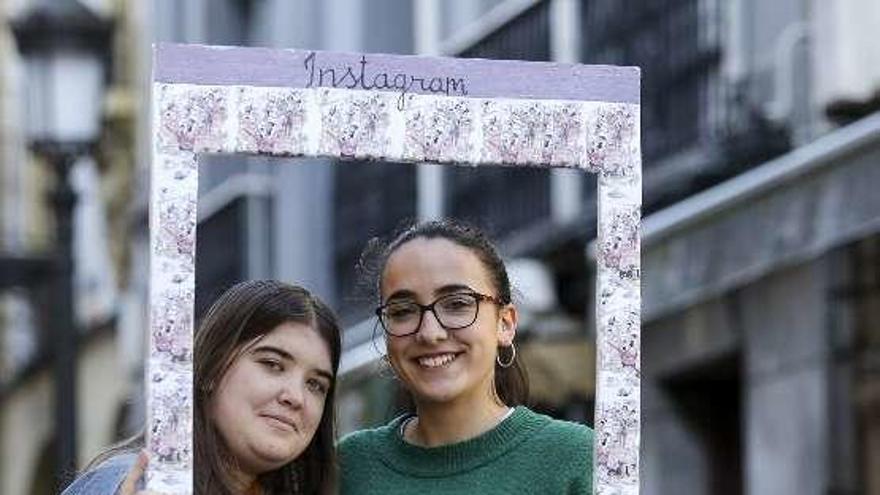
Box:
[1,0,879,493]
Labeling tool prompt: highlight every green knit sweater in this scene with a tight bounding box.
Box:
[338,406,593,494]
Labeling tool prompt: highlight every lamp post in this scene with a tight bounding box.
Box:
[10,0,113,490]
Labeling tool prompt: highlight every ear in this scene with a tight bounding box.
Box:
[497,303,518,347]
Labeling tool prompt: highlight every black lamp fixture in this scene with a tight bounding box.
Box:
[10,0,113,490]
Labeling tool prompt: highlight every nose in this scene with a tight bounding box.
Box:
[278,378,305,409]
[416,308,448,344]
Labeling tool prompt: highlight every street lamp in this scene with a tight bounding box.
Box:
[10,0,113,490]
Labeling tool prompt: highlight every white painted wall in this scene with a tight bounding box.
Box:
[813,0,880,107]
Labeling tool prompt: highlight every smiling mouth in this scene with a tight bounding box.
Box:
[415,352,462,369]
[262,414,297,432]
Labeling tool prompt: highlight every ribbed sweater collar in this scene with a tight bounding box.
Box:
[376,406,549,477]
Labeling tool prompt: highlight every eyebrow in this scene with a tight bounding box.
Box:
[435,284,476,296]
[385,284,477,303]
[251,345,333,381]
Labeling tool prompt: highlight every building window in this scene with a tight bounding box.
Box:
[195,198,248,318]
[446,165,550,236]
[332,161,417,324]
[854,237,880,494]
[458,0,551,62]
[206,0,259,45]
[448,0,552,237]
[581,0,722,163]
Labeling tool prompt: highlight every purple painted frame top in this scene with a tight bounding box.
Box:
[154,43,639,105]
[149,43,641,495]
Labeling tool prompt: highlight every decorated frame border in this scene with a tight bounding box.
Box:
[150,43,641,494]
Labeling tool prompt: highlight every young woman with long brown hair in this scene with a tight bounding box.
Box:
[62,280,341,495]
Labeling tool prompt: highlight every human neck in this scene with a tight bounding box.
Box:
[408,396,511,447]
[226,466,260,495]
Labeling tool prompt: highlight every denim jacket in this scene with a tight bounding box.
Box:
[61,453,143,495]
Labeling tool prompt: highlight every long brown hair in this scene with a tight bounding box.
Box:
[86,280,341,495]
[360,219,529,410]
[195,280,340,495]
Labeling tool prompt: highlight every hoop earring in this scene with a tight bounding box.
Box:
[496,343,516,368]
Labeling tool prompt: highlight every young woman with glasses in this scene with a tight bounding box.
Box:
[61,280,341,495]
[339,219,593,494]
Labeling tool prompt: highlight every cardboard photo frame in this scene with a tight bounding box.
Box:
[150,43,641,494]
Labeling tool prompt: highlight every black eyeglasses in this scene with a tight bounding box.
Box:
[375,292,505,337]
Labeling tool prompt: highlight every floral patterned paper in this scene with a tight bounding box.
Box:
[317,88,394,158]
[148,149,198,492]
[157,85,230,153]
[586,103,640,177]
[594,153,642,495]
[482,100,585,167]
[237,87,309,155]
[402,95,476,163]
[146,366,193,492]
[152,81,641,494]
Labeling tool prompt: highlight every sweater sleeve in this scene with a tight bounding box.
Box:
[565,424,594,495]
[60,453,139,495]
